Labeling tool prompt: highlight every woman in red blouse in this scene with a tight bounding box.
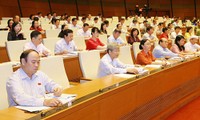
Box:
[136,39,156,65]
[30,20,45,34]
[128,28,140,45]
[86,27,106,50]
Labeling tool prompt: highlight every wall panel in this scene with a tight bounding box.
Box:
[172,0,195,19]
[20,0,49,17]
[0,0,20,18]
[196,0,200,18]
[102,0,126,17]
[0,0,198,20]
[50,0,77,16]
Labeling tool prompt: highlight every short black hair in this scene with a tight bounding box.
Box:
[91,27,100,34]
[94,17,98,21]
[104,20,109,25]
[20,49,39,63]
[139,39,148,50]
[30,30,41,39]
[146,26,153,32]
[174,26,181,30]
[158,22,163,26]
[62,29,73,38]
[81,17,87,21]
[162,27,168,33]
[72,18,77,22]
[113,29,121,34]
[83,23,89,27]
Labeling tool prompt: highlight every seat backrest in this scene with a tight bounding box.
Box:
[40,56,70,89]
[120,33,127,43]
[23,30,32,40]
[118,46,133,64]
[73,36,86,50]
[46,29,61,38]
[0,31,9,46]
[0,62,13,110]
[6,40,29,61]
[43,38,60,54]
[79,50,100,79]
[98,34,108,45]
[132,42,141,60]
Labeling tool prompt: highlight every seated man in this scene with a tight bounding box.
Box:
[77,23,91,38]
[170,26,182,39]
[108,29,126,45]
[69,18,81,29]
[24,31,51,57]
[86,27,106,50]
[142,26,157,43]
[55,29,78,55]
[184,35,200,52]
[98,43,139,78]
[153,38,181,58]
[6,49,63,107]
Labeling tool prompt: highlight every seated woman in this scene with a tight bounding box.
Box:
[30,20,45,34]
[170,35,185,54]
[58,24,68,38]
[100,23,107,34]
[7,22,25,41]
[136,39,156,65]
[7,19,14,31]
[55,29,78,55]
[86,27,106,50]
[127,28,140,45]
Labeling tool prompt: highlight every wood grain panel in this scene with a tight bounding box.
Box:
[20,0,49,17]
[0,0,20,18]
[50,0,77,16]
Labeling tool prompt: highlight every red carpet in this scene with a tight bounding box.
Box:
[166,96,200,120]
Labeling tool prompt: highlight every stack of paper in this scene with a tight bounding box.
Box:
[15,93,77,112]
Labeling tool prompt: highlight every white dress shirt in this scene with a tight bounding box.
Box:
[24,41,51,55]
[69,24,81,29]
[170,32,182,39]
[153,45,178,58]
[51,24,61,30]
[98,53,135,78]
[142,33,156,40]
[55,38,77,54]
[184,41,200,52]
[108,35,125,45]
[6,68,61,107]
[77,29,91,37]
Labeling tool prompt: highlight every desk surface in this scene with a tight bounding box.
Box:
[0,56,200,120]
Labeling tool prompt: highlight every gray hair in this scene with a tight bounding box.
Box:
[107,43,120,53]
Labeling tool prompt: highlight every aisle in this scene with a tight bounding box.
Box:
[166,96,200,120]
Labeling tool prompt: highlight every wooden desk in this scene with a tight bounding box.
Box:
[0,47,9,63]
[1,57,200,120]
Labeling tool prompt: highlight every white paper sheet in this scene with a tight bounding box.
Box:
[145,64,162,68]
[114,74,136,78]
[15,106,50,112]
[15,93,77,112]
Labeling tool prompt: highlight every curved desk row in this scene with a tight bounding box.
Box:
[0,56,200,120]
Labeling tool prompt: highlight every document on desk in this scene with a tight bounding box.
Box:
[114,74,136,78]
[45,93,77,104]
[145,64,162,68]
[15,106,50,112]
[15,93,77,112]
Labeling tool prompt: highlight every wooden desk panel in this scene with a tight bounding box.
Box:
[0,47,9,63]
[43,58,200,120]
